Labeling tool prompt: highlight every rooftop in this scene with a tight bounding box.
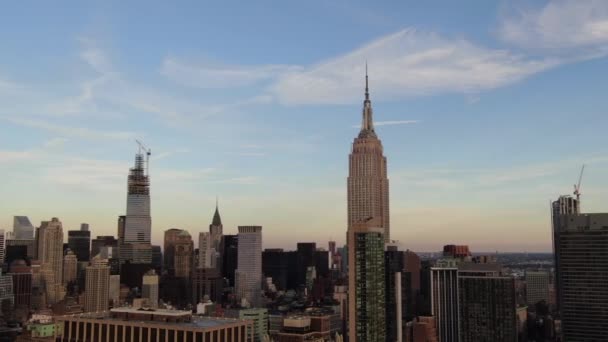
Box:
[60,311,251,329]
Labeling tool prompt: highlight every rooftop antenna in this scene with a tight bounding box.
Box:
[135,139,152,176]
[573,164,585,202]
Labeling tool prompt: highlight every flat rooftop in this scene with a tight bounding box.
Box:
[60,311,251,329]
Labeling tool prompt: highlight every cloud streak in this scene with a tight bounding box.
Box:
[161,57,300,88]
[500,0,608,51]
[270,29,560,104]
[5,117,138,140]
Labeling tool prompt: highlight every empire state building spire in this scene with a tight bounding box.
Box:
[348,63,390,242]
[359,63,376,138]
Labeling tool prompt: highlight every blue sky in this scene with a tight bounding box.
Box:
[2,0,608,252]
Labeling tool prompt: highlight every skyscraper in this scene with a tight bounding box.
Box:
[236,226,262,307]
[209,201,223,261]
[63,249,78,285]
[385,247,407,342]
[458,265,516,342]
[347,69,390,241]
[198,232,213,269]
[430,259,459,342]
[525,270,550,306]
[121,147,152,264]
[554,211,608,340]
[13,216,34,240]
[222,235,238,287]
[551,195,578,314]
[67,228,91,262]
[0,229,4,265]
[142,269,159,308]
[37,217,64,305]
[348,217,386,342]
[84,256,110,313]
[91,236,117,259]
[164,228,193,278]
[8,259,32,314]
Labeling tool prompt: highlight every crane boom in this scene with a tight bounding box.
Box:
[573,164,585,201]
[135,139,152,176]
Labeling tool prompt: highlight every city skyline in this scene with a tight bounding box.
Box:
[3,1,608,252]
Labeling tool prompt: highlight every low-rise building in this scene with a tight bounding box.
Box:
[55,307,253,342]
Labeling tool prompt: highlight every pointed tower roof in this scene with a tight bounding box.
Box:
[359,63,377,139]
[211,198,222,226]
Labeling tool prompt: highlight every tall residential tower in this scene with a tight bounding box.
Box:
[347,68,390,241]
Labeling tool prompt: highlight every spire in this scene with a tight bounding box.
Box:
[212,198,222,226]
[359,63,376,138]
[365,61,370,102]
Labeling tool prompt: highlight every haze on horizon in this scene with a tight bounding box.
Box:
[2,1,608,253]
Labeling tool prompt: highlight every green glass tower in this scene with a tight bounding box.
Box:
[348,217,386,342]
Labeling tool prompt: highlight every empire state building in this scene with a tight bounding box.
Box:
[347,70,390,241]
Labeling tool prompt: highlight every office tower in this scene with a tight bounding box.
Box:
[0,229,4,265]
[554,212,608,340]
[121,147,152,264]
[9,264,31,321]
[385,248,407,342]
[5,238,35,263]
[347,217,386,342]
[404,250,421,317]
[142,269,159,307]
[222,235,238,286]
[191,267,223,305]
[80,223,89,231]
[117,215,126,242]
[458,264,516,342]
[108,275,120,307]
[63,249,78,285]
[91,236,117,258]
[262,249,291,291]
[151,245,162,274]
[551,195,578,312]
[13,216,34,240]
[314,249,329,279]
[37,217,64,305]
[198,232,213,269]
[164,228,193,278]
[236,226,262,307]
[525,271,550,306]
[0,270,13,315]
[296,243,316,286]
[347,70,390,241]
[68,228,91,262]
[209,202,223,265]
[84,256,110,313]
[56,308,253,342]
[9,259,31,312]
[430,259,459,342]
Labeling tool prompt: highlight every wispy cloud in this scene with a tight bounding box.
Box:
[161,57,300,88]
[499,0,608,51]
[270,29,560,105]
[352,120,419,128]
[150,148,191,162]
[5,117,138,140]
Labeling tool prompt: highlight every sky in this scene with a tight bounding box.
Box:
[2,0,608,252]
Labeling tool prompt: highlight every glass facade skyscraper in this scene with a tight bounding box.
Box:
[348,218,386,342]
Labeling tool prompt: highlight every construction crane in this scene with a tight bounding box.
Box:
[573,164,585,201]
[136,139,152,175]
